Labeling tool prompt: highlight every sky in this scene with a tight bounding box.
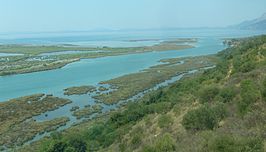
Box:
[0,0,265,33]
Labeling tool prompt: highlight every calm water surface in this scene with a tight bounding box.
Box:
[0,38,224,101]
[0,29,266,102]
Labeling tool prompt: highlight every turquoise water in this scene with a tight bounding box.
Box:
[1,29,265,148]
[0,53,23,57]
[0,29,266,102]
[0,38,224,102]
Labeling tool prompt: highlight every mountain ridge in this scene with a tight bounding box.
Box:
[232,13,266,30]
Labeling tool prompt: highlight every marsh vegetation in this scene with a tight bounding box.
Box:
[19,35,266,152]
[0,39,194,76]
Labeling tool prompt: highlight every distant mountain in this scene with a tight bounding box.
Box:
[232,13,266,30]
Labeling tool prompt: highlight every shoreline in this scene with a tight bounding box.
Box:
[0,54,219,150]
[0,39,195,76]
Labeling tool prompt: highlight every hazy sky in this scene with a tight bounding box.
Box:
[0,0,265,32]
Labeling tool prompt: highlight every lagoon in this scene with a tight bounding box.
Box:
[0,53,23,57]
[0,37,224,102]
[0,29,266,102]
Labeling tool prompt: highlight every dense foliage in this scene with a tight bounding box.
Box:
[204,135,264,152]
[182,104,226,131]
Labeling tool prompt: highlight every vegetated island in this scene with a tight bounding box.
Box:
[73,104,103,119]
[0,38,195,76]
[94,55,219,105]
[63,85,97,96]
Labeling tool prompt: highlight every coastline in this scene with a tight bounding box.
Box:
[0,39,195,76]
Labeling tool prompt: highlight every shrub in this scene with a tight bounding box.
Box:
[219,87,236,103]
[239,60,256,73]
[154,134,176,152]
[262,78,266,100]
[182,104,226,131]
[48,141,67,152]
[119,142,127,152]
[146,89,164,104]
[64,147,76,152]
[142,145,156,152]
[199,85,220,103]
[67,138,87,152]
[50,131,62,140]
[158,114,174,128]
[212,103,227,119]
[85,123,117,148]
[46,138,87,152]
[131,134,142,149]
[206,135,263,152]
[238,80,260,114]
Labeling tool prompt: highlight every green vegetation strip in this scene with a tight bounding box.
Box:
[73,104,103,119]
[0,39,194,76]
[94,55,219,104]
[64,85,97,95]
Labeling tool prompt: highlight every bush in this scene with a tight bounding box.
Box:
[131,134,142,149]
[205,135,263,152]
[239,60,256,73]
[212,103,227,119]
[219,87,236,103]
[48,141,67,152]
[262,78,266,100]
[85,123,117,148]
[142,145,156,152]
[50,131,62,140]
[154,134,176,152]
[146,89,164,104]
[182,104,226,131]
[158,114,174,128]
[199,85,220,103]
[141,134,176,152]
[67,138,87,152]
[238,80,260,114]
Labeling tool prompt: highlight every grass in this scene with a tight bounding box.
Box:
[73,104,103,119]
[0,94,72,148]
[64,85,97,95]
[94,55,219,104]
[0,57,79,76]
[0,39,194,76]
[0,38,195,55]
[98,86,108,92]
[1,117,69,149]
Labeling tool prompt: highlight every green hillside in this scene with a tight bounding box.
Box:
[22,35,266,152]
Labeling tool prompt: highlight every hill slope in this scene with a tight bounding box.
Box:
[21,35,266,152]
[233,13,266,30]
